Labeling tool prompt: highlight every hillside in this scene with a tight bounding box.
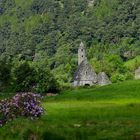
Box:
[0,80,140,140]
[1,0,140,87]
[1,1,140,139]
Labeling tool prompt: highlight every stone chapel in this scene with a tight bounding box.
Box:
[73,42,111,87]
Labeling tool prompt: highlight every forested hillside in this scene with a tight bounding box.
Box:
[1,0,140,92]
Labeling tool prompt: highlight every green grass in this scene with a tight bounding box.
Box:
[0,80,140,140]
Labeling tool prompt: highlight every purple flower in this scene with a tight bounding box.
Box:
[0,92,44,126]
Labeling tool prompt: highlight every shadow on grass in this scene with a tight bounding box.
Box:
[42,132,65,140]
[23,129,65,140]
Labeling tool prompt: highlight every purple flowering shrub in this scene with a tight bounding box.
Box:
[0,92,43,126]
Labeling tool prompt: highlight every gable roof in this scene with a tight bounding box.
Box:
[73,60,97,83]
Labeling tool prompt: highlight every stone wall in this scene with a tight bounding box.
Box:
[98,72,111,86]
[73,80,94,87]
[135,67,140,79]
[78,42,87,65]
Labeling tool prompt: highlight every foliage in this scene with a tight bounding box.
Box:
[124,55,140,71]
[13,62,36,92]
[90,54,132,81]
[32,51,59,93]
[1,0,140,87]
[111,73,126,83]
[11,58,59,93]
[0,58,11,91]
[0,92,43,126]
[35,68,59,94]
[103,55,125,74]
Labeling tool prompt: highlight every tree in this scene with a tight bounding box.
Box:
[13,62,36,92]
[0,59,11,90]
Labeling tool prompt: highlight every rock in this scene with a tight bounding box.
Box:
[74,124,81,128]
[87,0,95,7]
[123,51,135,59]
[47,93,58,97]
[97,72,111,86]
[135,67,140,79]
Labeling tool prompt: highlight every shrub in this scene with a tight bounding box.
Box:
[13,62,37,92]
[104,54,125,75]
[0,92,43,126]
[35,68,59,94]
[124,72,134,80]
[0,59,12,91]
[12,60,59,93]
[111,73,126,83]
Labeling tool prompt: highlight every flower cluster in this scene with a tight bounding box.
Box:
[0,92,44,126]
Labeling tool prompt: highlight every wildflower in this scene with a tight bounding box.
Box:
[0,92,44,126]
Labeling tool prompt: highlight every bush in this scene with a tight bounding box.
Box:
[0,59,12,91]
[13,62,37,92]
[35,68,59,94]
[104,54,125,75]
[111,71,133,83]
[12,60,59,93]
[0,92,43,126]
[111,73,126,83]
[124,72,134,80]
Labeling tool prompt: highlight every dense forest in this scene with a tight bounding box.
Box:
[1,0,140,93]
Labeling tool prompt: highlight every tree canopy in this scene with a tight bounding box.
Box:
[0,0,140,90]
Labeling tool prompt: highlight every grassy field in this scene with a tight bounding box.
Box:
[0,80,140,140]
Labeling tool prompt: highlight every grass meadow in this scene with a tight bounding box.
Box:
[0,80,140,140]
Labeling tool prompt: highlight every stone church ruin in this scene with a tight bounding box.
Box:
[73,42,111,87]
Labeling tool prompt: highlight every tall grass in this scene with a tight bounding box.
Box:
[0,80,140,140]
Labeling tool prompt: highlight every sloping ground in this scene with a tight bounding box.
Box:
[0,80,140,140]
